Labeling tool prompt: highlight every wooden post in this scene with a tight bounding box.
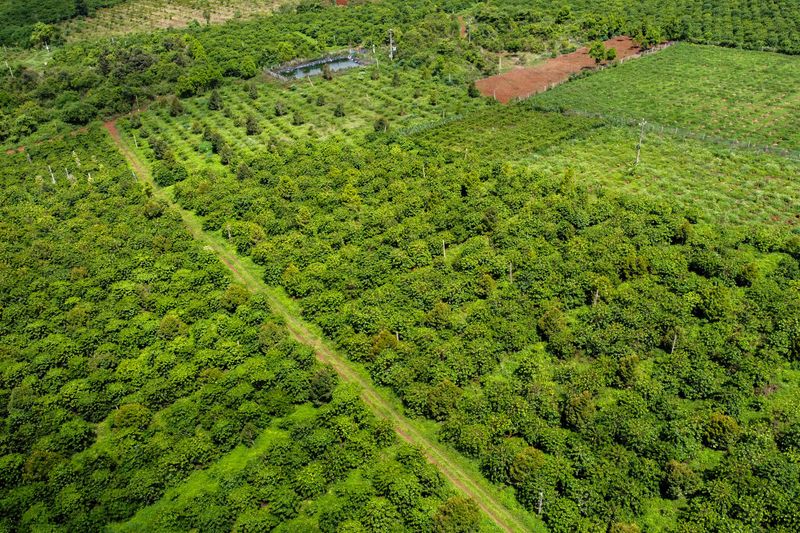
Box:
[635,119,647,166]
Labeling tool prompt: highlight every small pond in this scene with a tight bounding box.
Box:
[279,56,363,79]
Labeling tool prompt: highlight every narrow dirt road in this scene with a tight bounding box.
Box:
[103,120,538,533]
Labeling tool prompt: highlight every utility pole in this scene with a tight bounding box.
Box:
[373,44,379,70]
[635,119,647,166]
[388,29,396,61]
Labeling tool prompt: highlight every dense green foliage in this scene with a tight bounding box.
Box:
[4,0,800,531]
[164,132,800,530]
[5,0,800,149]
[0,0,127,45]
[467,0,800,54]
[0,0,479,148]
[0,130,471,531]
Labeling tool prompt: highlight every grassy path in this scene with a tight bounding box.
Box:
[103,120,541,533]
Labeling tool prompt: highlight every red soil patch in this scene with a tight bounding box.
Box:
[477,36,643,103]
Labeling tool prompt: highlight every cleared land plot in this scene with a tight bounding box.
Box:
[411,106,800,226]
[59,0,294,42]
[476,36,644,103]
[532,43,800,151]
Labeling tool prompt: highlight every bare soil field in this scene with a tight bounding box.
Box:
[477,36,643,103]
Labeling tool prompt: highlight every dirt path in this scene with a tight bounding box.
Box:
[477,36,671,103]
[103,120,538,533]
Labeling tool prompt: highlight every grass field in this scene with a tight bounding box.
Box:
[124,65,485,172]
[411,105,800,227]
[532,43,800,151]
[526,125,800,226]
[59,0,295,42]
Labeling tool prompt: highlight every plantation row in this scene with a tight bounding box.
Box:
[470,0,800,55]
[157,131,800,531]
[0,0,126,45]
[532,44,800,151]
[122,65,486,173]
[409,106,602,160]
[0,131,479,532]
[59,0,292,43]
[410,104,800,227]
[4,0,800,146]
[1,1,483,149]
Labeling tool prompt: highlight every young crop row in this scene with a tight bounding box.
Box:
[124,65,485,171]
[532,44,800,151]
[411,105,602,160]
[408,98,800,227]
[59,0,291,42]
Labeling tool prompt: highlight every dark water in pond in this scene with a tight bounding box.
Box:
[282,57,362,79]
